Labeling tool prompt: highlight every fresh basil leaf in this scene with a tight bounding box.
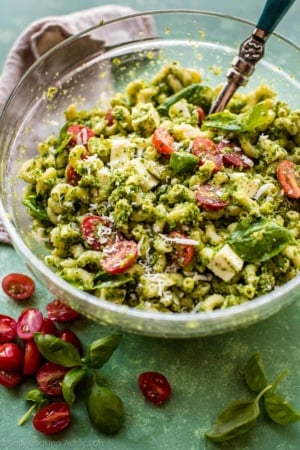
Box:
[228,219,292,263]
[170,151,199,174]
[264,392,300,425]
[244,352,268,393]
[62,367,87,406]
[22,195,49,221]
[158,83,213,115]
[34,333,83,367]
[205,397,261,442]
[240,99,276,132]
[88,334,122,369]
[202,111,242,131]
[24,389,46,403]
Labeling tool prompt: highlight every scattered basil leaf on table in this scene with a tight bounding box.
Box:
[62,367,88,406]
[34,333,83,367]
[244,352,268,393]
[264,392,300,425]
[18,389,48,426]
[87,334,122,369]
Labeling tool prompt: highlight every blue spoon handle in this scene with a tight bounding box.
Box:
[256,0,296,35]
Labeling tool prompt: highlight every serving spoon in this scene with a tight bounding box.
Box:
[209,0,296,114]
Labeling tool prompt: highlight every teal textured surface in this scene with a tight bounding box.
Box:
[0,2,300,449]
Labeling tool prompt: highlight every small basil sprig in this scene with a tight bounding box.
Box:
[205,353,300,443]
[18,389,48,426]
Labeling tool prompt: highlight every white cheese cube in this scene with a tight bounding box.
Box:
[207,244,244,282]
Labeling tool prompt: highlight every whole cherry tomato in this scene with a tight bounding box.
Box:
[0,314,17,342]
[152,127,175,155]
[138,371,172,405]
[0,342,24,372]
[67,124,94,147]
[23,339,42,376]
[277,160,300,199]
[0,369,22,387]
[59,330,82,355]
[36,362,69,396]
[33,401,71,435]
[1,273,35,301]
[40,317,58,336]
[169,231,194,267]
[101,240,138,275]
[192,137,223,172]
[46,299,79,323]
[16,308,43,340]
[196,185,230,210]
[81,215,114,251]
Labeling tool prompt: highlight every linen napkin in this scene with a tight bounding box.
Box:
[0,5,154,244]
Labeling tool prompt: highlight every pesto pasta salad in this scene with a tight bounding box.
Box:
[19,64,300,313]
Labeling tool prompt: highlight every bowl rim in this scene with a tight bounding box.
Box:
[1,8,300,335]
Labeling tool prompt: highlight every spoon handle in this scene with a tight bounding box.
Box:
[256,0,296,35]
[209,0,296,114]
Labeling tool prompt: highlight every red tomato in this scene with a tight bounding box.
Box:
[40,318,58,336]
[277,160,300,199]
[169,231,194,267]
[101,240,138,275]
[152,127,175,155]
[36,362,69,396]
[0,342,24,372]
[33,401,71,435]
[65,164,82,186]
[196,106,205,126]
[1,273,35,301]
[23,339,42,376]
[0,314,17,342]
[16,308,43,340]
[59,330,82,355]
[0,369,22,387]
[138,371,172,405]
[192,137,223,172]
[196,185,230,210]
[67,124,94,147]
[105,109,115,126]
[222,151,253,169]
[46,299,79,323]
[81,215,114,251]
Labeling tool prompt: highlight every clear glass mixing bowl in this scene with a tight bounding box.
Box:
[1,10,300,338]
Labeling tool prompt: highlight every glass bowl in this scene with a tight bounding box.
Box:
[1,10,300,338]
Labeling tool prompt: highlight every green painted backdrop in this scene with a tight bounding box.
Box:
[0,1,300,449]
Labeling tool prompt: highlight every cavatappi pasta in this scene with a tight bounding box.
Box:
[19,63,300,312]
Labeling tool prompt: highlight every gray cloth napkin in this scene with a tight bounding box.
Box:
[0,5,154,244]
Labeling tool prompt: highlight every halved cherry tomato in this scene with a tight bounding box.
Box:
[36,362,69,396]
[59,330,82,355]
[81,215,114,251]
[33,401,71,435]
[2,273,35,301]
[196,185,230,210]
[138,371,172,405]
[0,369,22,387]
[277,160,300,199]
[196,106,205,126]
[46,299,79,323]
[67,124,94,147]
[65,164,82,186]
[16,307,43,340]
[101,240,138,275]
[192,137,223,172]
[23,339,42,376]
[0,342,24,372]
[169,231,194,267]
[0,314,17,342]
[40,317,58,336]
[152,127,175,155]
[105,109,115,126]
[222,151,253,169]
